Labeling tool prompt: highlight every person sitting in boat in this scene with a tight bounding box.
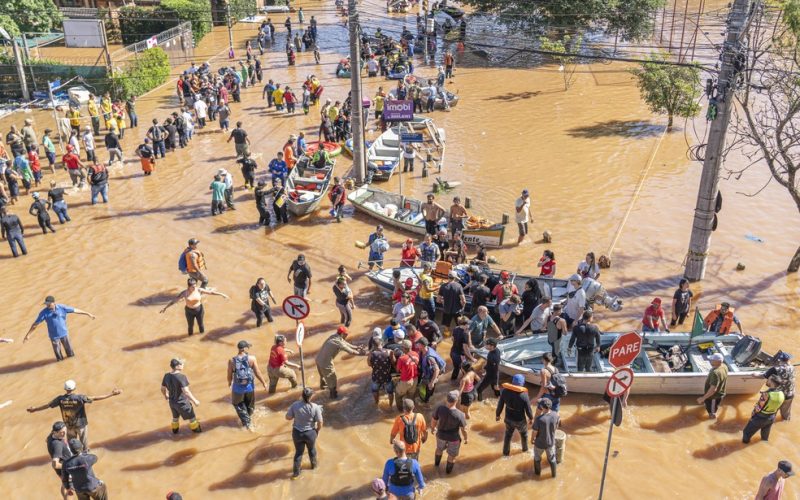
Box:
[704,302,744,336]
[336,58,351,75]
[312,147,331,169]
[445,232,467,264]
[642,298,669,333]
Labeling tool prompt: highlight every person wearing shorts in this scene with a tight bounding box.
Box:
[431,390,468,474]
[161,359,202,434]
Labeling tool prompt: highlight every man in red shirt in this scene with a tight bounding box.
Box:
[406,325,424,356]
[395,340,419,411]
[642,297,669,333]
[62,146,86,187]
[491,271,518,303]
[267,335,300,393]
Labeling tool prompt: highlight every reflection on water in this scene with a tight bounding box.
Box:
[0,0,798,498]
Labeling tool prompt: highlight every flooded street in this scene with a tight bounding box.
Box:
[1,0,798,498]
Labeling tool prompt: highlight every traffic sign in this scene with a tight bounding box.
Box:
[282,295,310,320]
[608,331,643,368]
[401,132,424,143]
[296,321,305,347]
[605,367,634,398]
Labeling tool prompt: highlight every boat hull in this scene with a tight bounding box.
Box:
[285,157,334,216]
[305,141,342,157]
[349,186,506,247]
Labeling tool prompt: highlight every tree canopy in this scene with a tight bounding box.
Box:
[3,0,62,34]
[460,0,665,41]
[630,53,701,127]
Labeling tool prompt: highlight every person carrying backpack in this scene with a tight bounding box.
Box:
[382,440,426,498]
[535,352,567,412]
[390,399,428,460]
[87,163,109,205]
[416,338,445,403]
[226,340,268,430]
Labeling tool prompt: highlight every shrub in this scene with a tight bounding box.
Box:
[228,0,258,21]
[110,46,170,100]
[159,0,212,44]
[118,6,172,45]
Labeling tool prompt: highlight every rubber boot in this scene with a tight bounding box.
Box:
[550,462,557,478]
[189,420,202,433]
[171,421,180,434]
[534,459,542,476]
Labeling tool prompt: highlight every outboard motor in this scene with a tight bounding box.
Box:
[582,278,623,312]
[731,336,762,366]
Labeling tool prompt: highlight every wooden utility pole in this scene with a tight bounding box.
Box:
[684,0,754,281]
[348,0,367,184]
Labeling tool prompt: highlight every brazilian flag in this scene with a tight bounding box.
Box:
[690,308,705,338]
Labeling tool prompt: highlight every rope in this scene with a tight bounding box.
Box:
[605,125,669,258]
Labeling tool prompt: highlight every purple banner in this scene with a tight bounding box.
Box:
[382,100,414,122]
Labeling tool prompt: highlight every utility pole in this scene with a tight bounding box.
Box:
[226,0,235,58]
[684,0,753,281]
[348,0,366,184]
[100,21,114,76]
[12,39,30,100]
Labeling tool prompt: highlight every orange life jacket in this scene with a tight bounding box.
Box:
[501,382,526,393]
[704,305,735,334]
[184,249,205,273]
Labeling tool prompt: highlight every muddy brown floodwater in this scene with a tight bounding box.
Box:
[1,0,798,498]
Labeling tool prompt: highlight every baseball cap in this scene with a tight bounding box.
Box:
[52,421,66,432]
[522,189,529,196]
[775,351,792,362]
[297,253,306,261]
[537,398,553,409]
[446,390,459,403]
[68,438,83,453]
[64,380,76,391]
[337,325,348,334]
[652,297,662,305]
[485,338,498,347]
[188,238,199,245]
[237,340,252,350]
[512,374,525,386]
[779,460,795,476]
[708,353,724,362]
[32,192,40,199]
[170,358,184,368]
[500,271,510,279]
[44,295,56,304]
[372,327,382,337]
[394,330,406,340]
[448,271,457,278]
[569,273,582,282]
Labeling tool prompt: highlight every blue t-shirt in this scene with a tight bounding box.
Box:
[382,457,425,497]
[35,305,75,339]
[269,159,287,180]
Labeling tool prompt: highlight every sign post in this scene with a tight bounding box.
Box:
[295,321,306,389]
[282,295,310,321]
[598,332,642,500]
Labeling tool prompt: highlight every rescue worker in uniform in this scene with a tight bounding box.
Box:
[743,375,785,444]
[314,326,366,399]
[704,302,743,335]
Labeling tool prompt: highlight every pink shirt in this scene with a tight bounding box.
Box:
[758,472,784,500]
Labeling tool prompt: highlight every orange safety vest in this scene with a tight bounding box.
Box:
[184,249,206,273]
[704,305,735,334]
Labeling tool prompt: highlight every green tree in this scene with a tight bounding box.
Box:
[0,14,21,38]
[630,53,701,128]
[159,0,213,44]
[460,0,665,41]
[539,35,583,90]
[3,0,62,33]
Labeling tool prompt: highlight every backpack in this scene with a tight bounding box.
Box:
[402,414,418,445]
[178,250,188,274]
[391,458,414,487]
[547,367,568,397]
[232,355,253,386]
[428,348,447,374]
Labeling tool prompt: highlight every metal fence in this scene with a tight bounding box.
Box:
[110,22,194,67]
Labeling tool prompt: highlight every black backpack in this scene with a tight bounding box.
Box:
[402,414,418,445]
[547,367,568,397]
[391,458,414,487]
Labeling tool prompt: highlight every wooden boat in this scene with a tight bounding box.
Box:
[367,118,446,181]
[476,333,770,395]
[305,141,342,157]
[366,263,623,311]
[349,186,507,247]
[285,155,334,216]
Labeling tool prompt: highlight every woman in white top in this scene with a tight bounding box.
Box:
[577,252,600,280]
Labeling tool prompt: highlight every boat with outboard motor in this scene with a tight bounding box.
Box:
[475,332,770,395]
